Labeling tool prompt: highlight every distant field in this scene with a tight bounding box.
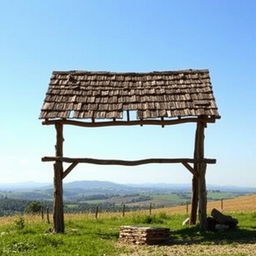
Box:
[153,194,256,214]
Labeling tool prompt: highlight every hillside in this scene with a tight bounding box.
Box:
[158,194,256,214]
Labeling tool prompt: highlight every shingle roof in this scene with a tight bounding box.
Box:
[39,69,220,120]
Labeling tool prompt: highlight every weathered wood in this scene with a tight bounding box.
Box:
[46,207,50,224]
[196,121,207,230]
[211,208,238,226]
[122,204,126,217]
[182,161,196,175]
[190,175,198,225]
[95,206,99,219]
[42,157,216,165]
[41,208,44,220]
[190,121,200,225]
[198,162,207,230]
[62,162,78,179]
[42,117,216,128]
[221,199,224,211]
[53,123,64,233]
[127,110,130,122]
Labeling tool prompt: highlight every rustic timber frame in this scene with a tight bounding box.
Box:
[40,69,220,233]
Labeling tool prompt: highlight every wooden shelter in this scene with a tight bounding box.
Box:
[40,69,220,233]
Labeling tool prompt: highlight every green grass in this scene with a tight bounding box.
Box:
[0,212,256,255]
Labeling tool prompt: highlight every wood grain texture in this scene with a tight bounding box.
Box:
[42,117,216,127]
[42,156,216,165]
[53,123,64,233]
[39,69,221,120]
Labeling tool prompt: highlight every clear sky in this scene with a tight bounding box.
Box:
[0,0,255,186]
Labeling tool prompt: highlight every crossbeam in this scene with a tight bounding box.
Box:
[42,117,216,128]
[42,156,216,165]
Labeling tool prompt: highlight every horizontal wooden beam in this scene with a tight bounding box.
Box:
[42,156,216,165]
[42,117,216,128]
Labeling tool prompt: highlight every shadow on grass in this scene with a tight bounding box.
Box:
[171,225,256,245]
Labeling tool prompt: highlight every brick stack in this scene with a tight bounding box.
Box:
[119,226,170,245]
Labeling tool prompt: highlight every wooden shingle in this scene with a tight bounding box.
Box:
[40,69,220,120]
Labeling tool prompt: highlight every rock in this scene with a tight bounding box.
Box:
[119,226,170,245]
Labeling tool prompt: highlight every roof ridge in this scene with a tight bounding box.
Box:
[52,69,209,75]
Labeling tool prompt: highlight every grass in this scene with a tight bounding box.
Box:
[0,211,256,256]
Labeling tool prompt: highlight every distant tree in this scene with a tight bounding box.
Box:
[25,201,42,214]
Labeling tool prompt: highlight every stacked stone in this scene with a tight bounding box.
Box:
[119,226,170,245]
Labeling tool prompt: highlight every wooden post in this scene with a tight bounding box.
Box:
[53,123,64,233]
[41,208,44,220]
[186,201,189,215]
[190,122,199,225]
[46,207,50,224]
[149,203,152,215]
[122,204,126,217]
[196,121,207,230]
[95,206,99,219]
[190,175,198,224]
[221,199,224,211]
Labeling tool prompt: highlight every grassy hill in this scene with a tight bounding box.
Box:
[0,195,256,255]
[157,194,256,214]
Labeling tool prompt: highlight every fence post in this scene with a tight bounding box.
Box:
[46,207,50,224]
[221,199,224,211]
[95,206,99,219]
[41,208,44,220]
[149,203,152,215]
[186,202,189,215]
[122,204,126,217]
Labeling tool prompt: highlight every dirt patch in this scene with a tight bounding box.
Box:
[119,243,256,256]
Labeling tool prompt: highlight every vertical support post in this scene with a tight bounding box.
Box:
[196,121,207,230]
[53,123,64,233]
[190,175,198,224]
[190,123,199,225]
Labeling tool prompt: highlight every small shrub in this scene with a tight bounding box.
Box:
[14,217,25,230]
[157,212,170,220]
[25,201,42,214]
[132,215,164,224]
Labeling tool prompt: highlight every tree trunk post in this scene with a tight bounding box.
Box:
[53,123,64,233]
[196,121,207,230]
[190,175,198,224]
[190,122,199,225]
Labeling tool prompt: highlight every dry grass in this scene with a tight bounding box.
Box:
[153,194,256,215]
[0,194,255,227]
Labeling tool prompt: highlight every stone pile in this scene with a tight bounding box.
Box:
[119,226,170,245]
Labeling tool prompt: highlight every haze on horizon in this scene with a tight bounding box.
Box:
[0,1,255,186]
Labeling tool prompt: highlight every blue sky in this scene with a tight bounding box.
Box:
[0,0,255,186]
